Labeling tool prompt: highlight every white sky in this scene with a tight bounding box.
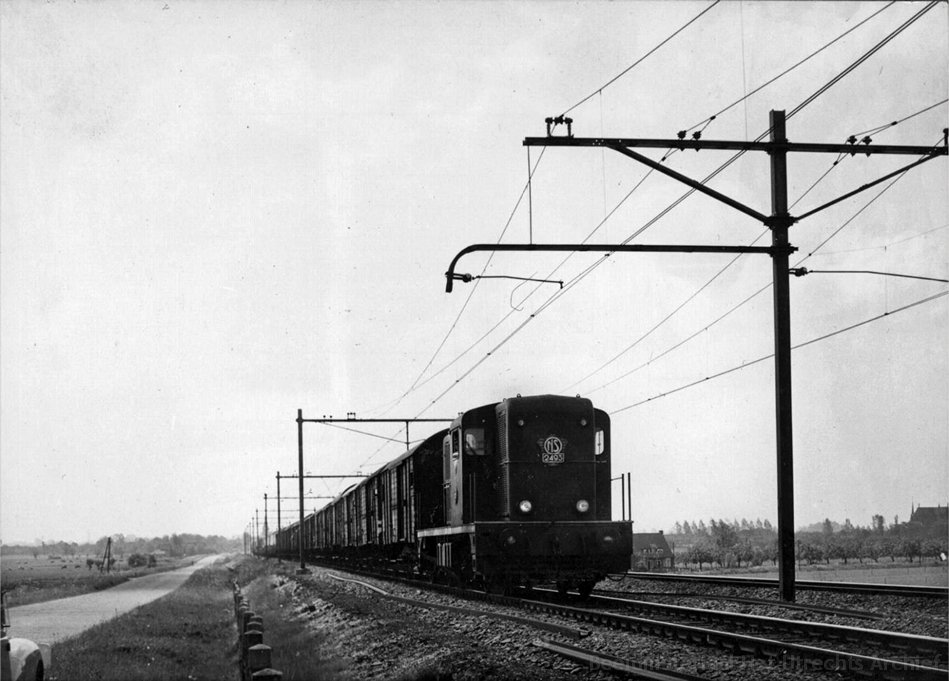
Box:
[1,1,946,544]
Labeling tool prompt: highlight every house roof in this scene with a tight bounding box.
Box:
[909,505,948,525]
[632,532,672,556]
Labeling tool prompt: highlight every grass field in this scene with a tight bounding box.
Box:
[683,561,949,586]
[1,554,200,606]
[794,563,948,586]
[45,556,259,681]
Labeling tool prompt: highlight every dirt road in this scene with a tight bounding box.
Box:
[6,555,222,644]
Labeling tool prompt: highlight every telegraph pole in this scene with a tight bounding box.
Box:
[445,111,946,601]
[263,493,269,552]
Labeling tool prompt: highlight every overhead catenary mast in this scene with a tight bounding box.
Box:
[446,111,947,601]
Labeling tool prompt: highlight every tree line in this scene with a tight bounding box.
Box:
[3,533,241,559]
[668,515,948,570]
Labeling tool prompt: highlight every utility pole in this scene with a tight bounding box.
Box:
[264,493,269,552]
[446,112,946,601]
[296,409,307,573]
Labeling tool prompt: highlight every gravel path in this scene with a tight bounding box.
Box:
[6,555,222,644]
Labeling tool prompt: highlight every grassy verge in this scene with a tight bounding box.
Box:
[46,557,268,681]
[241,561,348,681]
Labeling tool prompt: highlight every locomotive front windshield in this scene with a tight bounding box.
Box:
[464,428,485,456]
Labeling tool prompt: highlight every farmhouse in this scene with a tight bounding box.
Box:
[632,531,675,571]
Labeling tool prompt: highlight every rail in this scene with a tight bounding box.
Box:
[625,571,949,599]
[535,589,948,661]
[516,597,948,680]
[532,638,712,681]
[595,588,883,620]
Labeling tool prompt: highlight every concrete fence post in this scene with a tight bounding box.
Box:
[229,582,281,680]
[240,610,254,636]
[242,630,264,660]
[247,643,272,674]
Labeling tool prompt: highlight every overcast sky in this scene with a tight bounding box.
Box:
[1,1,946,544]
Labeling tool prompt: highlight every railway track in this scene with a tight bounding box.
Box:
[325,570,716,681]
[520,589,948,677]
[532,638,712,681]
[624,571,949,599]
[301,561,949,679]
[538,589,944,657]
[595,588,884,620]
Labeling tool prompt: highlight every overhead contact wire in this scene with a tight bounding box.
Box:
[792,99,948,209]
[406,0,901,414]
[564,7,942,392]
[560,1,722,117]
[410,1,939,424]
[682,2,895,135]
[368,148,548,420]
[788,1,938,120]
[610,290,948,414]
[587,136,939,398]
[850,98,948,138]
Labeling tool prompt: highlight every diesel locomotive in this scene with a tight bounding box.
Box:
[266,394,632,595]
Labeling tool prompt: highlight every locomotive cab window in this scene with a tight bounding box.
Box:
[443,436,452,479]
[452,429,461,459]
[464,428,485,456]
[595,428,605,456]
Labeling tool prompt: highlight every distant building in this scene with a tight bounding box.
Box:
[632,531,674,571]
[907,504,948,528]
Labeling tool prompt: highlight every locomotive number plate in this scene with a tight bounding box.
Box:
[542,451,565,465]
[540,435,566,464]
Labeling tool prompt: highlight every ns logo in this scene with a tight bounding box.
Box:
[537,435,566,464]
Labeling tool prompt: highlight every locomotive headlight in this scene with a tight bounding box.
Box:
[575,499,590,513]
[518,499,533,514]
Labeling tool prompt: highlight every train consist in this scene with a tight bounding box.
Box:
[265,394,633,595]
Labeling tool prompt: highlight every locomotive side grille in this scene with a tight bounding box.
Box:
[497,409,509,463]
[497,408,510,514]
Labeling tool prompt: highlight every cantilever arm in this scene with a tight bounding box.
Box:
[444,242,788,292]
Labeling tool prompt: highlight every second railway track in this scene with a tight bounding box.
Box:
[624,571,949,600]
[297,560,949,680]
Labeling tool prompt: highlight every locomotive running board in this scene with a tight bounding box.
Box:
[417,520,631,538]
[416,524,476,538]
